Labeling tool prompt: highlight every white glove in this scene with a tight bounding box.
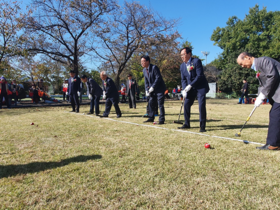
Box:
[66,92,68,95]
[88,94,93,100]
[184,85,192,93]
[77,91,80,96]
[149,87,154,93]
[103,93,106,100]
[255,92,266,107]
[182,91,187,99]
[146,91,150,97]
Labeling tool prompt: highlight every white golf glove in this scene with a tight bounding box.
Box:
[255,92,266,107]
[146,90,150,97]
[88,94,93,100]
[182,91,187,99]
[66,92,68,95]
[149,87,154,93]
[77,91,80,97]
[184,85,192,93]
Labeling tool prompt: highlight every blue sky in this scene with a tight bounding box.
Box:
[22,0,280,67]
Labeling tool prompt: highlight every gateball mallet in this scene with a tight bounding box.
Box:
[235,106,257,137]
[173,98,185,124]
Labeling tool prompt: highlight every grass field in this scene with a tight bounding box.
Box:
[1,99,280,209]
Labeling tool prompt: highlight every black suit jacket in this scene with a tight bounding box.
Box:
[102,77,119,99]
[126,79,137,95]
[67,76,81,95]
[87,78,102,97]
[143,64,166,94]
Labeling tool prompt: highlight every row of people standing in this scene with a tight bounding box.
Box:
[0,77,21,109]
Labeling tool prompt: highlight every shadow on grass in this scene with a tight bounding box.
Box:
[0,154,102,178]
[207,124,268,131]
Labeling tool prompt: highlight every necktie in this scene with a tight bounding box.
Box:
[129,80,131,89]
[146,68,149,77]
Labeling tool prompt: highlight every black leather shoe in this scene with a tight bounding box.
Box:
[117,114,122,118]
[178,124,190,129]
[256,144,280,150]
[158,121,164,125]
[144,118,154,123]
[100,115,108,118]
[199,128,206,132]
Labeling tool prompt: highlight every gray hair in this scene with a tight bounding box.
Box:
[101,71,107,76]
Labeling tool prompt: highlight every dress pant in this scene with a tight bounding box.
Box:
[148,92,165,122]
[184,89,207,129]
[90,95,100,115]
[11,93,18,106]
[0,93,10,108]
[240,92,249,103]
[103,97,121,116]
[146,96,158,115]
[128,90,136,108]
[69,93,80,111]
[267,100,280,146]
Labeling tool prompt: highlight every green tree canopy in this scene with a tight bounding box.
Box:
[211,5,280,93]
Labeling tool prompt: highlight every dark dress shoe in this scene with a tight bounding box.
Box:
[144,118,154,123]
[100,115,108,118]
[87,112,93,115]
[178,124,190,129]
[158,121,164,125]
[95,114,100,116]
[256,144,280,150]
[199,128,206,132]
[69,110,75,112]
[117,114,122,118]
[76,110,79,113]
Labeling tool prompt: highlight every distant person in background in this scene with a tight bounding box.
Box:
[0,77,11,108]
[120,84,126,103]
[237,52,280,150]
[62,79,69,101]
[67,70,81,113]
[31,85,40,104]
[126,74,137,109]
[172,88,176,97]
[100,71,122,118]
[10,79,19,106]
[238,79,249,104]
[80,81,84,103]
[165,89,170,99]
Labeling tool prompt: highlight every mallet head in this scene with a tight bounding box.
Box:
[235,132,241,137]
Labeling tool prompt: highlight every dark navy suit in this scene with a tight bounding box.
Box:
[67,76,81,111]
[143,64,166,122]
[180,57,209,129]
[87,78,102,114]
[102,77,121,117]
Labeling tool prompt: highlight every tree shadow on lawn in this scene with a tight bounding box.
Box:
[0,154,102,178]
[207,124,268,131]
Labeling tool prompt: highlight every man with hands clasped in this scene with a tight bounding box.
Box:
[141,55,166,124]
[178,47,209,132]
[81,75,102,116]
[237,52,280,150]
[67,70,81,113]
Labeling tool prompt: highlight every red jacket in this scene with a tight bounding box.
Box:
[0,81,12,95]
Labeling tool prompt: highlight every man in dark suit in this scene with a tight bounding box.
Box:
[141,55,166,124]
[81,75,102,115]
[67,70,81,113]
[126,74,137,109]
[100,71,122,118]
[238,79,249,104]
[237,52,280,150]
[178,47,209,132]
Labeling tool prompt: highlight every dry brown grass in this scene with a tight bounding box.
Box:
[0,99,280,209]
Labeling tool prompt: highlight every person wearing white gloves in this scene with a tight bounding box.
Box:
[100,71,122,118]
[67,70,81,113]
[178,47,209,132]
[141,55,166,124]
[237,52,280,150]
[81,75,102,115]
